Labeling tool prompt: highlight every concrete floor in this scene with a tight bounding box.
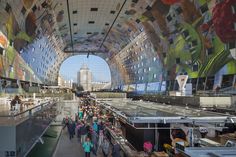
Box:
[53,128,109,157]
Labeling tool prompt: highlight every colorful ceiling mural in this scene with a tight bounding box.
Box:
[0,0,235,90]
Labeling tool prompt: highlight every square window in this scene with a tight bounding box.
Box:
[192,64,198,71]
[88,21,95,24]
[200,4,209,14]
[167,71,170,76]
[73,10,77,14]
[150,16,155,22]
[192,40,198,46]
[5,3,11,13]
[176,58,180,64]
[41,1,48,8]
[73,23,77,26]
[32,5,37,12]
[176,7,182,14]
[132,0,139,3]
[91,8,98,11]
[146,5,152,11]
[105,23,109,26]
[110,10,115,14]
[232,4,236,14]
[229,42,235,49]
[0,47,4,55]
[169,38,174,44]
[166,15,172,22]
[153,74,157,79]
[21,7,26,15]
[136,19,140,23]
[74,32,77,35]
[233,22,236,30]
[182,30,190,38]
[163,53,166,58]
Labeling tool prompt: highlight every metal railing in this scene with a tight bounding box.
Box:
[0,99,58,125]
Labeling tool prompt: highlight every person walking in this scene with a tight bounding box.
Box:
[80,121,88,144]
[67,122,74,140]
[91,129,98,156]
[93,120,98,134]
[102,137,110,157]
[79,108,84,120]
[82,137,93,157]
[98,130,104,149]
[112,142,121,157]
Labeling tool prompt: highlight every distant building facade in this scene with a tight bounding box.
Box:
[77,64,92,91]
[91,82,111,91]
[58,75,73,89]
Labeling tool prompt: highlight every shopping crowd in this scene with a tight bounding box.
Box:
[62,98,121,157]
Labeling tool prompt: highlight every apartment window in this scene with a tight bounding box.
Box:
[153,74,157,79]
[146,5,152,11]
[32,5,37,12]
[110,10,115,14]
[10,65,14,72]
[88,21,95,24]
[91,8,98,11]
[73,10,77,14]
[176,7,183,14]
[232,4,236,14]
[229,42,235,49]
[5,3,11,13]
[234,22,236,30]
[166,15,172,22]
[21,7,26,15]
[200,4,209,14]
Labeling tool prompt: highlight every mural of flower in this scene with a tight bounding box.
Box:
[212,0,236,43]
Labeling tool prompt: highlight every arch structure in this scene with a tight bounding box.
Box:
[0,0,235,91]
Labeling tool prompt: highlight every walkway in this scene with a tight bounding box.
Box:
[53,128,104,157]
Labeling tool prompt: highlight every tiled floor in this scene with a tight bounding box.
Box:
[53,129,108,157]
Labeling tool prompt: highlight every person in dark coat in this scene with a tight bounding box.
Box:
[68,122,74,140]
[80,122,88,144]
[10,95,22,111]
[91,129,98,155]
[112,143,121,157]
[72,121,76,135]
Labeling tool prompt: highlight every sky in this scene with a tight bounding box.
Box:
[59,55,111,83]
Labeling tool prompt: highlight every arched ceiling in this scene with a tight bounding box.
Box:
[0,0,236,88]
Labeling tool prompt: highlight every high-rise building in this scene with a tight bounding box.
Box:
[77,64,92,91]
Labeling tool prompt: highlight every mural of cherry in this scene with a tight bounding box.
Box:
[212,0,236,43]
